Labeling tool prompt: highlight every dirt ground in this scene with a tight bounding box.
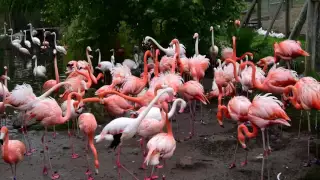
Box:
[0,77,319,180]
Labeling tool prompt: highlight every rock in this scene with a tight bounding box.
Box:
[12,113,38,129]
[275,139,282,143]
[177,156,194,168]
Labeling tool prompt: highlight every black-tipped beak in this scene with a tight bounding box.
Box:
[220,124,225,128]
[0,132,4,145]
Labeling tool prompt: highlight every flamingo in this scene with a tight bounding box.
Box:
[51,32,67,55]
[144,112,176,180]
[273,40,310,69]
[18,46,31,56]
[120,50,152,95]
[43,49,60,92]
[189,33,210,82]
[12,30,23,44]
[123,53,139,70]
[283,77,320,166]
[0,66,9,99]
[32,55,47,78]
[60,96,85,159]
[0,22,7,38]
[95,48,114,73]
[94,87,174,180]
[86,46,94,72]
[135,98,186,169]
[23,30,31,48]
[237,93,291,180]
[178,80,208,139]
[239,61,298,95]
[144,36,186,58]
[8,29,22,49]
[27,23,41,46]
[0,126,26,180]
[25,92,83,179]
[206,80,235,100]
[209,26,219,66]
[256,56,276,72]
[78,113,99,180]
[216,96,252,168]
[41,29,51,49]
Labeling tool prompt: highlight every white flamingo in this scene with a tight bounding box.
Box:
[51,32,67,55]
[123,53,139,70]
[0,22,7,38]
[18,47,31,56]
[94,87,174,180]
[144,36,187,58]
[32,55,47,78]
[27,23,40,46]
[8,29,22,49]
[95,48,114,72]
[23,30,31,48]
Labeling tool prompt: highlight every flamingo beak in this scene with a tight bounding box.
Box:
[0,133,4,145]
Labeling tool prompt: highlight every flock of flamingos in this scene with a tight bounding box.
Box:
[0,20,316,180]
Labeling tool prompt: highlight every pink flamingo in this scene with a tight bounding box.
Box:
[4,82,70,155]
[239,61,298,95]
[0,126,26,180]
[136,98,186,170]
[0,66,9,126]
[237,93,291,180]
[120,50,152,95]
[144,112,176,180]
[78,113,99,180]
[43,49,60,92]
[206,80,235,100]
[25,92,83,179]
[256,56,276,73]
[178,80,209,139]
[239,60,265,95]
[216,96,252,168]
[94,87,173,180]
[274,40,310,69]
[283,77,320,166]
[221,36,253,62]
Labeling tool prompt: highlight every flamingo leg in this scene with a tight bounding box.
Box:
[44,127,60,179]
[14,164,17,180]
[52,126,56,139]
[139,137,147,170]
[10,164,15,180]
[286,61,291,70]
[304,111,312,167]
[70,119,79,159]
[261,129,266,180]
[85,137,94,180]
[229,141,239,169]
[76,117,80,137]
[21,112,35,155]
[298,110,303,139]
[185,101,195,140]
[116,146,139,180]
[41,132,48,176]
[266,129,271,155]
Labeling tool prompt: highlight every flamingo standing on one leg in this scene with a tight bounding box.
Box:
[78,113,99,180]
[237,93,291,180]
[94,87,174,180]
[0,126,26,180]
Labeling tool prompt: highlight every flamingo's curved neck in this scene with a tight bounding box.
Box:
[29,24,33,38]
[225,58,240,82]
[4,69,8,87]
[142,51,152,85]
[98,50,101,63]
[88,133,99,171]
[165,112,173,136]
[10,30,12,42]
[98,90,144,106]
[211,29,215,47]
[39,82,71,99]
[232,36,237,60]
[86,48,94,72]
[34,56,38,67]
[3,23,6,35]
[24,31,27,42]
[237,123,259,148]
[2,133,9,157]
[53,54,60,84]
[53,33,57,48]
[243,61,264,90]
[60,92,82,123]
[146,36,167,54]
[154,50,160,77]
[76,69,92,89]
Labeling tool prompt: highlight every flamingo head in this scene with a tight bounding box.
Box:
[95,48,100,52]
[32,55,36,60]
[169,39,179,46]
[8,28,12,32]
[234,20,240,27]
[4,22,7,26]
[210,26,213,31]
[193,33,199,39]
[53,49,57,55]
[4,66,7,71]
[75,101,85,114]
[0,126,8,145]
[86,46,92,52]
[27,23,31,26]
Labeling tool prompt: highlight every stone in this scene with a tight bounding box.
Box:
[177,156,194,168]
[131,148,140,155]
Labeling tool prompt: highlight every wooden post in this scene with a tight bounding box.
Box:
[264,0,284,39]
[311,2,319,71]
[257,0,262,28]
[285,0,291,37]
[241,0,257,27]
[305,0,314,75]
[288,1,308,40]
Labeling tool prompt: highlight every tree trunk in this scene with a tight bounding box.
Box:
[285,0,291,37]
[264,0,284,39]
[257,0,262,28]
[305,0,314,75]
[241,0,257,27]
[288,1,308,40]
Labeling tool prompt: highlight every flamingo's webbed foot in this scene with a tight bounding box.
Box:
[71,153,80,159]
[51,171,60,179]
[241,160,248,167]
[43,166,48,175]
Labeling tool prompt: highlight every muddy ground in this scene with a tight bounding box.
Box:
[1,77,320,180]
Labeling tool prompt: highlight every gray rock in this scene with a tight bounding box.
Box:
[177,156,194,168]
[131,148,140,155]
